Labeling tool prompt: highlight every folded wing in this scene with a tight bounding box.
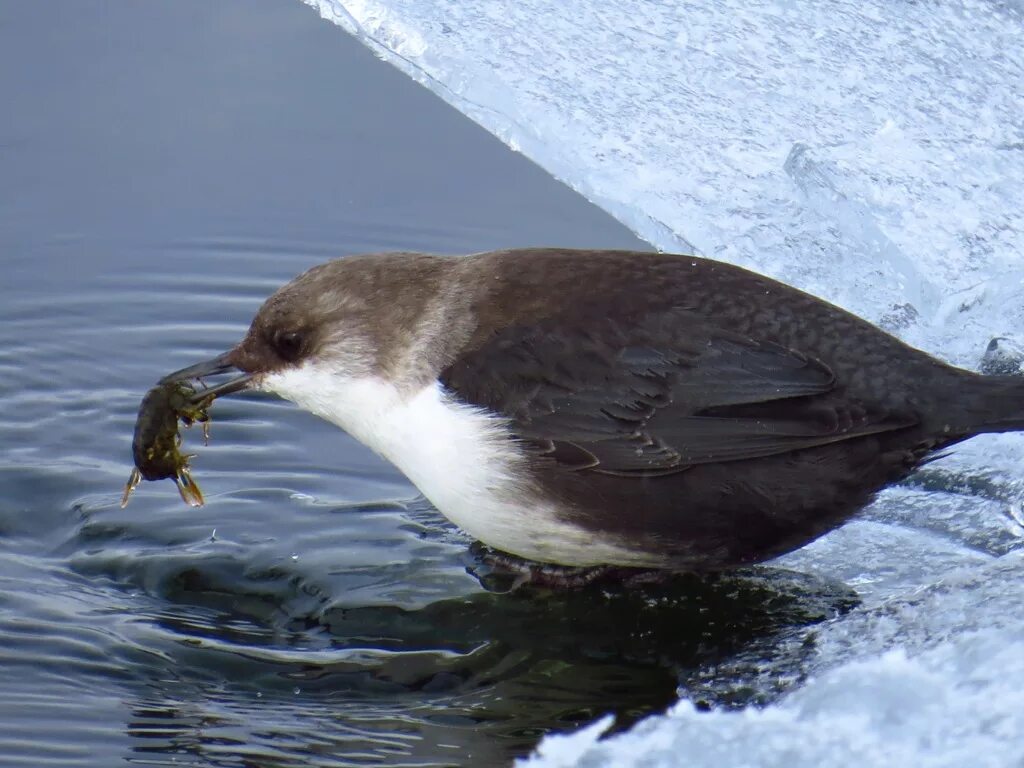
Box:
[441,311,916,476]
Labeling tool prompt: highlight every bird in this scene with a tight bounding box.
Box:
[161,248,1024,573]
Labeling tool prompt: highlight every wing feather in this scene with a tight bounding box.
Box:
[441,312,914,474]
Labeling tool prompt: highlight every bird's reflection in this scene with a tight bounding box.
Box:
[118,549,856,767]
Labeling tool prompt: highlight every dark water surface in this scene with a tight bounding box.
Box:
[0,2,852,765]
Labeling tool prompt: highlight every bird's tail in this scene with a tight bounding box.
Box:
[964,374,1024,435]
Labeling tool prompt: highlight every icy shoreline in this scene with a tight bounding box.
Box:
[301,0,1023,365]
[524,623,1024,768]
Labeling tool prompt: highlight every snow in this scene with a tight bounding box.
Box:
[297,0,1024,764]
[524,627,1024,768]
[300,0,1024,366]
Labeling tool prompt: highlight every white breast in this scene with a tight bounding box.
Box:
[260,362,662,567]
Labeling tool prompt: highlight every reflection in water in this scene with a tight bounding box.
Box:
[68,503,855,766]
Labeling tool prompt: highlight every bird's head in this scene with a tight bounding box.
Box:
[160,253,454,419]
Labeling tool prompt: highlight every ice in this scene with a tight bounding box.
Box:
[296,0,1024,764]
[522,627,1024,768]
[522,555,1024,768]
[300,0,1024,365]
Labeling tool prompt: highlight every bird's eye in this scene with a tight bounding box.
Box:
[273,330,305,362]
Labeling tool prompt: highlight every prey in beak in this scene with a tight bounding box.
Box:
[119,252,370,510]
[121,350,253,508]
[158,350,254,398]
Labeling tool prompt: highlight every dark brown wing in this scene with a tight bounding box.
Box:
[440,312,915,475]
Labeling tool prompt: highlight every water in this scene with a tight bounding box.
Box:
[0,2,861,766]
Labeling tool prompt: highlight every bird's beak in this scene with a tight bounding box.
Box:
[159,350,253,400]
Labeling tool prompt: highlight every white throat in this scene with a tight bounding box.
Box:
[260,361,663,567]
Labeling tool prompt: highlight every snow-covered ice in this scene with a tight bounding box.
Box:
[298,0,1024,764]
[524,626,1024,768]
[300,0,1023,365]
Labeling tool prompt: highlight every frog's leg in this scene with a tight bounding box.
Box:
[174,462,205,507]
[120,468,142,509]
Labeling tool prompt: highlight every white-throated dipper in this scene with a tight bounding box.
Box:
[161,249,1024,570]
